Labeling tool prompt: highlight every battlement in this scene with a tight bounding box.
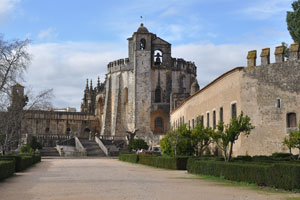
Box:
[172,58,197,74]
[107,58,131,73]
[247,43,299,68]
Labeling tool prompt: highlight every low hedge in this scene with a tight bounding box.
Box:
[0,153,41,172]
[119,153,139,163]
[138,154,189,170]
[187,158,300,190]
[0,160,15,180]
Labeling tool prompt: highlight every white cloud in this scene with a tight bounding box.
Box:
[0,0,20,23]
[24,42,127,110]
[172,42,278,87]
[240,0,293,19]
[37,28,58,40]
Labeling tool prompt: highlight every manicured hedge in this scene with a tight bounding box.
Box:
[0,160,15,180]
[0,153,41,172]
[119,154,189,170]
[187,158,300,190]
[138,155,189,170]
[119,153,139,163]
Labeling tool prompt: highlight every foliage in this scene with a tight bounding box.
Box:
[287,0,300,43]
[282,42,290,60]
[187,158,300,190]
[213,112,254,162]
[20,145,33,153]
[0,153,41,172]
[119,153,139,163]
[160,124,193,156]
[29,136,42,150]
[283,124,300,159]
[128,138,148,151]
[137,154,189,170]
[191,122,214,156]
[0,160,15,180]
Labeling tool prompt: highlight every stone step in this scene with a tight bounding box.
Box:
[78,138,106,157]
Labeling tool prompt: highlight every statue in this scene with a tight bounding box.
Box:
[126,129,139,142]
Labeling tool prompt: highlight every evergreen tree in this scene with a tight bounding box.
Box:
[287,0,300,43]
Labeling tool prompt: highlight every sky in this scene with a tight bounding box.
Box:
[0,0,295,110]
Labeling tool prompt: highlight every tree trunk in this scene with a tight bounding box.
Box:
[228,142,234,162]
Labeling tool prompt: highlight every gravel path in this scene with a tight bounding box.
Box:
[0,158,299,200]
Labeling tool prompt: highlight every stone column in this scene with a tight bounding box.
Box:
[290,43,299,61]
[275,46,284,63]
[260,48,270,65]
[247,50,257,67]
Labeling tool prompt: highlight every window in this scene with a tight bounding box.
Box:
[154,50,162,65]
[213,110,216,129]
[201,115,204,126]
[219,107,223,122]
[276,98,281,108]
[155,88,161,103]
[140,39,146,50]
[183,116,185,124]
[45,127,50,133]
[188,120,191,130]
[231,103,237,119]
[155,117,163,128]
[66,128,71,135]
[192,119,195,129]
[207,112,210,127]
[287,113,297,128]
[124,87,128,104]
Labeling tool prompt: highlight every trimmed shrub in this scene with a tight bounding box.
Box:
[119,153,139,163]
[187,158,300,190]
[138,155,189,170]
[0,153,41,172]
[20,145,33,153]
[0,160,15,180]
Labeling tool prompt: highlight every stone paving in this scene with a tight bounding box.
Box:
[0,158,299,200]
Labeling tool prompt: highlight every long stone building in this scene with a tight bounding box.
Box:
[170,44,300,156]
[81,24,199,143]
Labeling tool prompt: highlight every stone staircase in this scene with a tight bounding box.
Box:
[78,138,106,157]
[39,147,60,157]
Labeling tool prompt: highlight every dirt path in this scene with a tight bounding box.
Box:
[0,158,299,200]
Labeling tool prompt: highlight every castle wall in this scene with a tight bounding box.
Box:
[239,60,300,156]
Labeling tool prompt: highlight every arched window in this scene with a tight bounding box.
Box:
[287,113,297,128]
[66,128,71,135]
[84,128,91,133]
[155,117,163,128]
[45,127,50,133]
[154,50,163,65]
[155,88,161,103]
[140,39,146,50]
[124,87,128,104]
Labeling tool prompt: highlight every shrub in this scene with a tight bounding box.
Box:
[0,160,15,180]
[0,153,41,172]
[272,152,292,158]
[29,136,43,150]
[138,154,189,170]
[128,139,148,151]
[119,153,139,163]
[187,158,300,190]
[20,145,33,153]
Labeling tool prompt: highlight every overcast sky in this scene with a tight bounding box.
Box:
[0,0,295,110]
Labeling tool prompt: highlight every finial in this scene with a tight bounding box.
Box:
[85,79,89,90]
[90,79,93,91]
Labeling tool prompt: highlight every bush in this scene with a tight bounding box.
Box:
[20,145,33,153]
[29,136,43,150]
[128,139,148,151]
[138,154,189,170]
[187,158,300,190]
[119,153,139,163]
[0,160,15,180]
[0,153,41,172]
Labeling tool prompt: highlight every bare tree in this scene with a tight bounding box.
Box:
[0,36,53,154]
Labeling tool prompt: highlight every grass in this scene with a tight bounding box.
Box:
[180,173,299,195]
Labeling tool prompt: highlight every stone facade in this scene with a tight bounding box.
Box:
[170,44,300,156]
[82,24,198,143]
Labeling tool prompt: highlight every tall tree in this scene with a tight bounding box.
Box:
[287,0,300,43]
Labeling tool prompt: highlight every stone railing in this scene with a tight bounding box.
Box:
[95,136,108,156]
[74,136,87,156]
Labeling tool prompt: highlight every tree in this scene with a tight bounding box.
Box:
[128,138,148,151]
[160,124,193,156]
[283,125,300,160]
[0,36,53,155]
[287,0,300,43]
[213,112,254,162]
[191,122,214,156]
